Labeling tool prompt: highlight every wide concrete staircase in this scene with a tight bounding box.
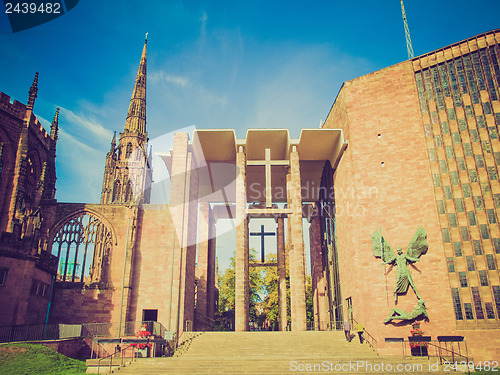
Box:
[116,331,455,374]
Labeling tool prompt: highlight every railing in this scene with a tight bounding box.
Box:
[305,319,377,349]
[0,321,174,344]
[329,321,344,331]
[306,320,343,331]
[90,341,109,360]
[434,336,469,365]
[352,318,378,349]
[83,321,174,340]
[194,311,217,329]
[0,323,81,343]
[88,321,177,360]
[96,344,136,375]
[385,335,469,370]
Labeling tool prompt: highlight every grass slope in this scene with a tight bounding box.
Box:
[0,343,87,375]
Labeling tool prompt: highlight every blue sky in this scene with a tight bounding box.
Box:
[1,0,499,203]
[1,1,499,270]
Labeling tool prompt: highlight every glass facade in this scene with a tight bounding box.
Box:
[415,32,500,327]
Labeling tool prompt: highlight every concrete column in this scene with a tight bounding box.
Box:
[167,133,199,336]
[178,150,199,334]
[167,133,189,333]
[195,201,210,330]
[207,207,217,321]
[235,146,249,331]
[276,214,287,331]
[288,146,307,331]
[286,173,296,329]
[309,210,328,330]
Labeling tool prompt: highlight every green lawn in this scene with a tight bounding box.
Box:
[0,343,87,375]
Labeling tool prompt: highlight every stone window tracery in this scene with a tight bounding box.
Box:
[50,212,112,283]
[124,180,133,202]
[25,152,39,203]
[112,180,121,202]
[126,143,133,160]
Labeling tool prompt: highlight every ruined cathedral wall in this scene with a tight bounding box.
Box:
[324,61,457,355]
[128,203,177,329]
[0,92,52,233]
[0,256,53,325]
[49,203,135,325]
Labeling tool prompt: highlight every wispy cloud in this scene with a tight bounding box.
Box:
[56,127,106,203]
[58,128,99,153]
[59,106,113,141]
[149,71,191,88]
[199,11,208,41]
[149,68,228,107]
[51,106,114,203]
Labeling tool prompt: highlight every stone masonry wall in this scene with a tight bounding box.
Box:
[323,61,462,357]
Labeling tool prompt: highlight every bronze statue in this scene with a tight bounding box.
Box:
[372,226,428,303]
[384,299,429,323]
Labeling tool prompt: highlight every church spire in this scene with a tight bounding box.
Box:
[101,36,152,205]
[124,36,147,135]
[27,72,39,110]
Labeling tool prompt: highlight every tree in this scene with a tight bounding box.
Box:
[217,247,314,330]
[217,249,263,329]
[260,254,280,328]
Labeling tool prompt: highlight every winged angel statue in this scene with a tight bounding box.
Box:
[371,226,428,303]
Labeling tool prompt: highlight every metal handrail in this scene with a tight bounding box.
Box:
[97,343,135,375]
[90,341,109,359]
[0,321,174,344]
[352,318,377,349]
[428,340,469,365]
[194,311,217,328]
[395,337,469,373]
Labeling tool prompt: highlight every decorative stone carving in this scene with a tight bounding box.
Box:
[372,226,428,303]
[383,299,429,323]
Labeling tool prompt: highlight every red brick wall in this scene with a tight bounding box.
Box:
[128,204,176,328]
[0,258,52,325]
[324,61,460,356]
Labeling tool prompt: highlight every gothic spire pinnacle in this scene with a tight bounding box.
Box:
[124,37,147,135]
[27,72,39,110]
[50,107,59,141]
[110,131,116,151]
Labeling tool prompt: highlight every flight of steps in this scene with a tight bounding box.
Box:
[115,331,459,374]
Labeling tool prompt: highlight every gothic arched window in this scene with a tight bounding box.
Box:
[112,180,121,202]
[50,212,113,283]
[134,147,142,161]
[0,138,13,213]
[124,180,133,202]
[125,143,133,160]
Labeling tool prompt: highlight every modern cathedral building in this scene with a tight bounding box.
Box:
[0,29,499,361]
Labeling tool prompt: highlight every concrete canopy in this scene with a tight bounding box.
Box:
[163,128,346,203]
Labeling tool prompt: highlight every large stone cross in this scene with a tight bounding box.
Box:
[250,224,276,263]
[247,148,289,207]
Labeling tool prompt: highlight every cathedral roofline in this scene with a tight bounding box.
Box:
[411,28,500,61]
